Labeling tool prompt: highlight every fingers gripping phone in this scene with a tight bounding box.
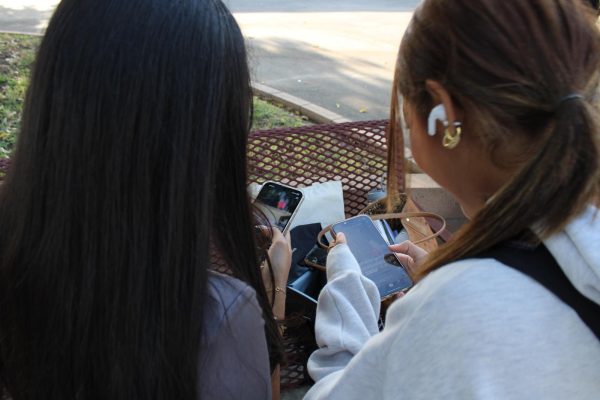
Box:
[253,181,304,235]
[331,215,413,299]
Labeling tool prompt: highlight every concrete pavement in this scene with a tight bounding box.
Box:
[0,0,55,33]
[0,0,419,122]
[226,0,419,121]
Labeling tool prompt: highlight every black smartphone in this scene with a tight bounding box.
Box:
[304,245,328,271]
[254,181,304,235]
[331,215,413,299]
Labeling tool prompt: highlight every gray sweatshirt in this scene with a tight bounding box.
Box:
[306,206,600,399]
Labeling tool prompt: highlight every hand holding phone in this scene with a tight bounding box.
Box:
[259,227,293,299]
[388,241,429,275]
[331,215,413,299]
[267,228,293,283]
[331,231,347,246]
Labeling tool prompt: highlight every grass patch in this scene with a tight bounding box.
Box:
[252,97,309,130]
[0,32,39,158]
[0,32,309,161]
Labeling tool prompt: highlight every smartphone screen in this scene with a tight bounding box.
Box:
[331,215,413,299]
[254,182,304,234]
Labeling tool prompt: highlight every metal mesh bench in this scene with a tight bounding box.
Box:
[248,119,393,217]
[0,120,394,221]
[246,119,400,390]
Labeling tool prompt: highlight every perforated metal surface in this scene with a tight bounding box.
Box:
[247,120,397,390]
[247,120,390,217]
[279,314,318,389]
[0,121,393,214]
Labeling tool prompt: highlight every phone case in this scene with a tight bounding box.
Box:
[254,181,304,235]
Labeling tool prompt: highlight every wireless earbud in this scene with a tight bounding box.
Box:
[427,104,447,136]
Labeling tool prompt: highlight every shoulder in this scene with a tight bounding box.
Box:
[383,257,551,350]
[204,271,263,338]
[206,270,258,305]
[389,257,581,337]
[199,272,272,400]
[378,258,600,397]
[403,256,564,307]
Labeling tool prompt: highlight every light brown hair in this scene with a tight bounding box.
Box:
[388,0,600,278]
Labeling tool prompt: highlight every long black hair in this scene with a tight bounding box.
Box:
[0,0,283,398]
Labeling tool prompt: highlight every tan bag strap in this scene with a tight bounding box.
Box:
[317,225,333,250]
[370,212,446,244]
[317,211,446,249]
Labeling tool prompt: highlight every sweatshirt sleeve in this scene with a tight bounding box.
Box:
[306,244,381,397]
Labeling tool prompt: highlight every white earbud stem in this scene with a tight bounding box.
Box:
[427,104,447,136]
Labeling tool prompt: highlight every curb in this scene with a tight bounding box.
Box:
[251,83,427,174]
[0,34,421,175]
[1,30,348,125]
[252,82,351,125]
[0,30,43,36]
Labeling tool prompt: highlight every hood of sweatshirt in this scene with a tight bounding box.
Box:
[544,205,600,305]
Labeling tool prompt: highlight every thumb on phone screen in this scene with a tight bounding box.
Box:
[389,240,428,273]
[332,232,346,247]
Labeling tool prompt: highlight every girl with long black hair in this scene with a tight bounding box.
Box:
[0,0,287,399]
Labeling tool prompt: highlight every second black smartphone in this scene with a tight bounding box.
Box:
[304,245,328,271]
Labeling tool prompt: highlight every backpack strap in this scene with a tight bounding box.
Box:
[476,242,600,341]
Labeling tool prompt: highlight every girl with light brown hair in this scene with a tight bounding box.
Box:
[305,0,600,398]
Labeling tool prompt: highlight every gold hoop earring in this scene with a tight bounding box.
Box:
[443,122,462,149]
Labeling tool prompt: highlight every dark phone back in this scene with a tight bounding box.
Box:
[285,224,326,322]
[332,215,412,298]
[304,245,328,270]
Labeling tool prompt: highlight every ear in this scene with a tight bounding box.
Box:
[425,80,461,127]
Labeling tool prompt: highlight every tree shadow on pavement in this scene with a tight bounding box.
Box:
[246,37,394,121]
[0,5,52,35]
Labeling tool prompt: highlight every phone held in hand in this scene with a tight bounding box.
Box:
[253,181,304,235]
[331,215,413,299]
